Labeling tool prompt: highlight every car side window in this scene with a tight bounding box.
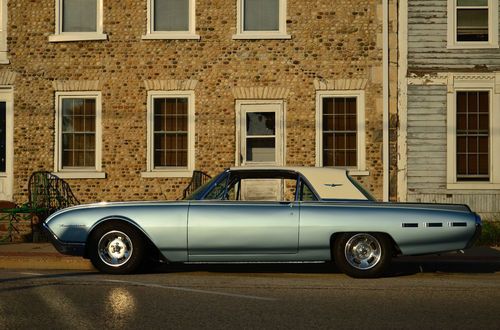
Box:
[203,176,229,200]
[300,181,317,201]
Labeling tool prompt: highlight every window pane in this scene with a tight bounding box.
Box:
[457,0,488,7]
[244,0,279,31]
[345,98,356,114]
[62,0,97,32]
[457,136,466,152]
[457,9,488,42]
[323,150,334,166]
[246,138,275,162]
[154,0,189,31]
[322,98,334,115]
[323,133,333,150]
[334,151,346,167]
[457,154,467,175]
[334,133,345,150]
[478,154,488,174]
[323,115,333,131]
[246,112,275,135]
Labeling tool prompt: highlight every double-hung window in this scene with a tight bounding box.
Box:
[143,91,195,178]
[143,0,199,39]
[49,0,107,42]
[316,91,367,175]
[456,91,490,181]
[234,0,290,39]
[447,75,500,189]
[54,92,104,178]
[447,0,499,48]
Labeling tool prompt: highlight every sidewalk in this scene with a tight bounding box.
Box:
[0,243,94,271]
[0,243,499,271]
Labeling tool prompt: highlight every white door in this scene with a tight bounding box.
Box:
[236,100,285,200]
[236,100,284,166]
[0,88,13,200]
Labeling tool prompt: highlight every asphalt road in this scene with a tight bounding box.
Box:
[1,261,499,329]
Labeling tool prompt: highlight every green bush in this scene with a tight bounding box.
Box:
[475,221,500,246]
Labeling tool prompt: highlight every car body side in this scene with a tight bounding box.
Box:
[43,200,480,263]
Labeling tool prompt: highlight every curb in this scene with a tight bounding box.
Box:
[0,254,94,271]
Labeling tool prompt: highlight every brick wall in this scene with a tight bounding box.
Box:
[1,0,397,204]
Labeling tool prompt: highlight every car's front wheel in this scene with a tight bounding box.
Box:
[333,233,392,278]
[88,222,145,274]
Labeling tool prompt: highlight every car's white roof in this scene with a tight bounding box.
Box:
[229,166,368,200]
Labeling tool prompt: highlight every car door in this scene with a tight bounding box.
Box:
[187,200,299,261]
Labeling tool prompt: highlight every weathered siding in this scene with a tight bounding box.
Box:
[407,0,500,71]
[406,85,447,192]
[406,85,500,219]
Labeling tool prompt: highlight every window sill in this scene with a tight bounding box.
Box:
[48,33,108,43]
[53,171,107,179]
[142,33,200,40]
[447,183,500,190]
[232,33,292,40]
[0,52,9,64]
[141,170,193,178]
[348,170,370,176]
[447,42,499,49]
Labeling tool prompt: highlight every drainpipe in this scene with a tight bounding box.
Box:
[382,0,390,202]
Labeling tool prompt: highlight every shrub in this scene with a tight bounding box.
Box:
[475,221,500,246]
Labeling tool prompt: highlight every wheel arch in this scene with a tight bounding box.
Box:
[329,231,402,259]
[84,217,165,262]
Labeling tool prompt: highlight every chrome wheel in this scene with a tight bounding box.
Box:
[98,230,134,267]
[344,233,382,270]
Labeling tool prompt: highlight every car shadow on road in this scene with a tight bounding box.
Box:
[144,246,500,277]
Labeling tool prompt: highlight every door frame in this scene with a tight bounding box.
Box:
[235,99,286,166]
[0,86,13,200]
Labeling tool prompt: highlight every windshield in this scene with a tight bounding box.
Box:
[184,172,226,200]
[347,174,376,201]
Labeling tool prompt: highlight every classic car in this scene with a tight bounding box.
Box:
[43,167,482,278]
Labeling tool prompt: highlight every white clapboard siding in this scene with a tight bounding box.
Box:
[406,85,447,193]
[408,0,500,69]
[408,194,500,220]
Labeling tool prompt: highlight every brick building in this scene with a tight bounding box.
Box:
[0,0,398,205]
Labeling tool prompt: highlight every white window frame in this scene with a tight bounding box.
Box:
[235,99,286,167]
[0,0,8,64]
[142,90,195,178]
[0,87,13,200]
[143,0,199,40]
[447,76,500,189]
[315,91,368,176]
[49,0,107,42]
[54,91,105,179]
[233,0,291,40]
[447,0,499,49]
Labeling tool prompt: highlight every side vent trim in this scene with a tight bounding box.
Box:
[426,222,443,228]
[450,222,467,227]
[402,223,418,228]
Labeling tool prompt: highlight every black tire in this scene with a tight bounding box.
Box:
[333,232,392,278]
[88,221,145,274]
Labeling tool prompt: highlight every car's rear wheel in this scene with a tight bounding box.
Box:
[88,222,145,274]
[333,233,391,278]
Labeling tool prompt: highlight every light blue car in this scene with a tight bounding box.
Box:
[43,167,482,278]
